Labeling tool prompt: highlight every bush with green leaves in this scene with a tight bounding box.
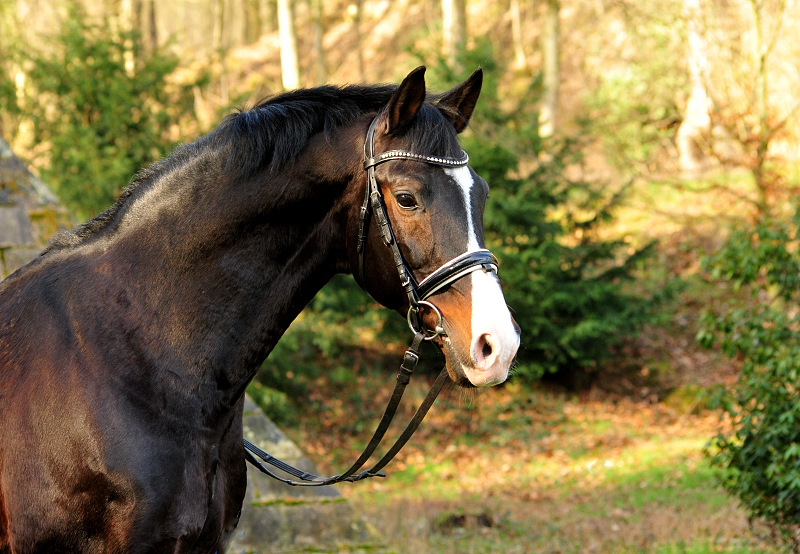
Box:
[0,21,19,135]
[19,8,203,219]
[698,210,800,549]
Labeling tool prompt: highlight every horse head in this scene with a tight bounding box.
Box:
[350,67,520,388]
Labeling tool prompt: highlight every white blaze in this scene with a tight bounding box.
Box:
[444,167,520,387]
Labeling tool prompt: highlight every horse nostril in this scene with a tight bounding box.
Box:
[474,334,498,368]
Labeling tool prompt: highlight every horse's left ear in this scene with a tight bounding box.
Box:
[437,68,483,133]
[385,66,427,135]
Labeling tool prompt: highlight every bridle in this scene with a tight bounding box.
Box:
[244,113,500,486]
[358,116,499,340]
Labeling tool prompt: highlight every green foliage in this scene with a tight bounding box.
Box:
[583,64,682,173]
[0,2,19,132]
[699,209,800,549]
[20,8,203,219]
[0,70,14,124]
[248,274,409,417]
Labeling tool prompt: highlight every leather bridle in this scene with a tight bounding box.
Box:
[244,114,501,486]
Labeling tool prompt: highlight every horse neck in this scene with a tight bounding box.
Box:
[68,137,362,402]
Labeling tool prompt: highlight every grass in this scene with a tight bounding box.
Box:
[283,378,779,554]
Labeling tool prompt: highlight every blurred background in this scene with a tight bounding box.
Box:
[1,0,800,552]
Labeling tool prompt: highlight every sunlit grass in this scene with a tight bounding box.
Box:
[322,386,775,554]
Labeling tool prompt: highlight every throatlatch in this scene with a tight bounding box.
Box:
[243,113,501,486]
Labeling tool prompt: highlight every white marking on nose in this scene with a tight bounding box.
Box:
[444,167,520,387]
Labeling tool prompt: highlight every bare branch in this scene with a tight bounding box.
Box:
[763,0,788,60]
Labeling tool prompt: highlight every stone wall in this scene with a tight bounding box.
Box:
[228,397,385,553]
[0,136,71,276]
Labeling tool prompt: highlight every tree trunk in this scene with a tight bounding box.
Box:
[213,0,226,51]
[676,0,710,176]
[539,0,559,137]
[747,0,787,216]
[132,0,143,38]
[351,0,365,82]
[310,0,326,84]
[121,0,135,75]
[278,0,300,89]
[263,0,278,33]
[510,0,526,70]
[442,0,466,70]
[147,0,157,52]
[244,0,262,44]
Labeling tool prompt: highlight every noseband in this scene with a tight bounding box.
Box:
[244,114,501,486]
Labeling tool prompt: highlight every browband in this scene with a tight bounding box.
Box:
[364,149,469,171]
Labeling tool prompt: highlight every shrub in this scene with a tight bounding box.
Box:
[426,44,663,381]
[699,209,800,549]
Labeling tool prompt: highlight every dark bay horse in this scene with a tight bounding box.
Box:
[0,67,519,553]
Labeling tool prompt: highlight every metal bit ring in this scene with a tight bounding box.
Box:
[407,301,446,341]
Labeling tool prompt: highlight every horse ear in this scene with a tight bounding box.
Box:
[385,66,427,135]
[437,68,483,133]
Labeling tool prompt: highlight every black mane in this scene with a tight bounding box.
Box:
[44,83,462,253]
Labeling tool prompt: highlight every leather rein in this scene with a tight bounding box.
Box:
[243,115,499,486]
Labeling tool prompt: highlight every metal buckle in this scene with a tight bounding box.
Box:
[407,301,446,341]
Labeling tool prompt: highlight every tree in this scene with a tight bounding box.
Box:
[426,45,663,383]
[349,0,366,82]
[509,0,527,70]
[0,0,20,137]
[579,0,685,178]
[539,0,560,137]
[19,10,203,219]
[469,47,660,382]
[212,0,226,52]
[278,0,300,89]
[702,0,800,217]
[310,0,326,84]
[442,0,467,71]
[243,0,262,44]
[676,0,711,175]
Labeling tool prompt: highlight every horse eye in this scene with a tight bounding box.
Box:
[396,193,417,209]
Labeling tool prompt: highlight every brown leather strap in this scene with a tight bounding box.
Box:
[244,332,442,487]
[356,367,449,478]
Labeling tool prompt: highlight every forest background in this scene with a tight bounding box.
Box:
[1,0,800,552]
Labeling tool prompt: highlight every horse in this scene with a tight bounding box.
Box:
[0,66,520,554]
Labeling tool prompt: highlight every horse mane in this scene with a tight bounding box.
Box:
[43,83,462,253]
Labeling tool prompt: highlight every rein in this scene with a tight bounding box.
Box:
[244,115,499,486]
